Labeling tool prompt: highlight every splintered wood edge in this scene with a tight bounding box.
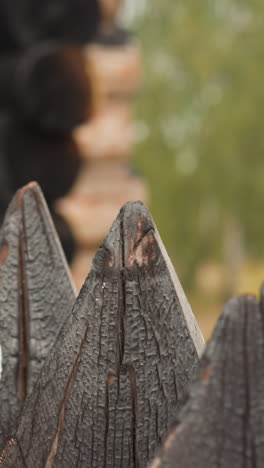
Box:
[153,221,205,357]
[20,182,77,296]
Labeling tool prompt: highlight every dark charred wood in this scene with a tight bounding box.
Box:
[1,0,101,47]
[0,182,76,447]
[0,115,13,222]
[0,2,19,52]
[150,293,264,468]
[0,117,81,205]
[0,45,92,133]
[14,44,93,134]
[0,201,204,467]
[0,116,80,262]
[0,55,17,109]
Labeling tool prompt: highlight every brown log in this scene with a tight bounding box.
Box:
[0,44,92,134]
[150,292,264,468]
[0,117,81,204]
[0,201,204,467]
[0,2,18,52]
[0,182,76,447]
[15,44,93,134]
[0,55,17,109]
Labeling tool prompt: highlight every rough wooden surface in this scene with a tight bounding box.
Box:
[0,201,204,467]
[0,182,76,447]
[150,292,264,468]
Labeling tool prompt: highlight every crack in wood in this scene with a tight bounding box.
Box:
[133,227,154,252]
[0,181,76,453]
[128,364,139,468]
[44,331,88,468]
[108,217,141,467]
[242,302,250,468]
[0,200,203,467]
[0,242,9,266]
[17,228,29,403]
[117,218,126,371]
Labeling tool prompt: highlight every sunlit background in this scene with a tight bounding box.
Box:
[122,0,264,339]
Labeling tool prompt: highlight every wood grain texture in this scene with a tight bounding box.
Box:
[0,182,76,447]
[0,201,204,467]
[150,292,264,468]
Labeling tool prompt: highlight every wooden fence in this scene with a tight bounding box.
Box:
[0,182,262,467]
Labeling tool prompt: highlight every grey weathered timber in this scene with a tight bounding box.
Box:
[150,292,264,468]
[0,182,76,447]
[0,201,204,468]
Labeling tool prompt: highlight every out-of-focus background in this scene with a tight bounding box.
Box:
[125,0,264,339]
[1,0,264,340]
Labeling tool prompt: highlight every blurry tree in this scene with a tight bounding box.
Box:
[133,0,264,289]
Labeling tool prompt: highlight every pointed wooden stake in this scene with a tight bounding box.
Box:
[0,182,76,446]
[150,293,264,468]
[0,201,204,467]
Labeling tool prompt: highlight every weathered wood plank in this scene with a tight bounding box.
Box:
[0,201,204,467]
[0,182,76,447]
[150,293,264,468]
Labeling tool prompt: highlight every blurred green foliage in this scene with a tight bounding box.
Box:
[133,0,264,288]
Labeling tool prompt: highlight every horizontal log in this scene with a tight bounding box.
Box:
[0,55,17,109]
[0,182,76,447]
[150,292,264,468]
[15,44,92,134]
[0,45,92,133]
[2,0,101,46]
[0,201,204,467]
[0,2,18,52]
[0,118,13,222]
[0,116,81,204]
